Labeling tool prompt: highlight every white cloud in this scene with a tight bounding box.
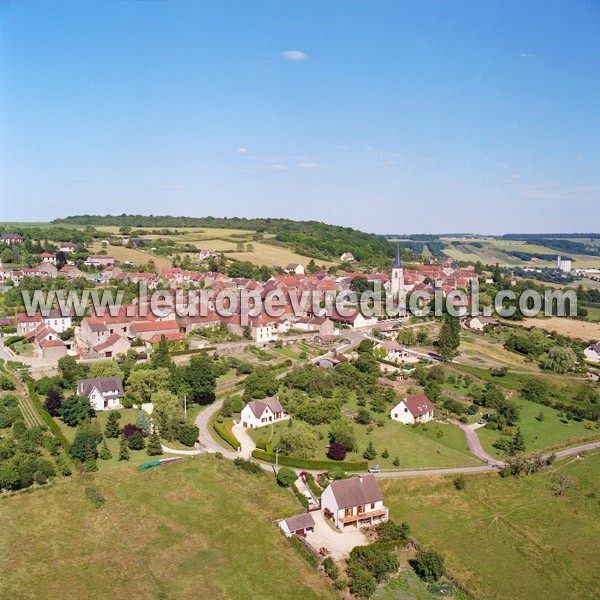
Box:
[299,162,325,170]
[271,164,290,171]
[502,174,524,184]
[519,52,536,59]
[282,50,307,61]
[235,147,248,154]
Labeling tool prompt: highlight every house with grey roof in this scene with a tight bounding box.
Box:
[77,376,124,411]
[279,513,315,537]
[240,395,288,428]
[321,474,388,529]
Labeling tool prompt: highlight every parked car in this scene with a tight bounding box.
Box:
[368,464,381,473]
[477,419,486,425]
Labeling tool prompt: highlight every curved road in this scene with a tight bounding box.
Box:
[194,399,600,478]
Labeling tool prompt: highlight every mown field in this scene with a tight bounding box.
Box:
[89,241,172,268]
[519,316,600,342]
[380,451,600,600]
[0,456,336,600]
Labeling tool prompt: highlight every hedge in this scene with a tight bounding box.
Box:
[288,535,318,567]
[4,335,25,347]
[291,482,309,508]
[251,449,368,471]
[255,439,273,453]
[27,382,71,453]
[213,420,241,450]
[170,346,217,357]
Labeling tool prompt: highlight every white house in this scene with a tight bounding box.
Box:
[469,316,499,332]
[391,393,434,425]
[373,340,409,363]
[279,513,315,537]
[77,376,124,411]
[240,395,288,428]
[584,342,600,363]
[320,474,388,529]
[284,263,305,275]
[42,308,72,333]
[340,252,355,262]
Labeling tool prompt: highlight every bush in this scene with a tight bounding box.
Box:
[323,556,339,580]
[327,441,347,461]
[85,486,105,508]
[27,383,71,452]
[251,449,367,471]
[413,549,444,583]
[453,475,466,490]
[290,482,309,508]
[375,520,410,543]
[288,535,318,567]
[127,431,145,450]
[349,569,377,598]
[214,451,223,459]
[177,422,199,447]
[233,457,263,475]
[213,420,241,450]
[276,466,297,487]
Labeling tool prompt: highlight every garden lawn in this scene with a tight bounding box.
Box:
[54,408,154,471]
[0,456,335,600]
[477,398,597,459]
[379,451,600,600]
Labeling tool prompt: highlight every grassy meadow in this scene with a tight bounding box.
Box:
[0,456,336,600]
[380,450,600,600]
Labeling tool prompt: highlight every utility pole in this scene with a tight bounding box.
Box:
[275,447,279,471]
[184,394,187,419]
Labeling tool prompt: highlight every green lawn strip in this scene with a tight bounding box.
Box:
[0,456,336,600]
[379,452,600,600]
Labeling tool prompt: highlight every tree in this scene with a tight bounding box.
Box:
[0,463,20,490]
[306,258,320,274]
[323,556,339,581]
[58,356,89,387]
[521,378,549,404]
[363,440,377,460]
[329,420,357,451]
[381,448,389,459]
[104,411,122,438]
[350,569,377,598]
[127,367,171,405]
[146,430,163,456]
[355,408,372,425]
[243,366,279,399]
[127,431,145,450]
[453,475,466,490]
[177,422,199,447]
[327,442,347,461]
[276,466,297,487]
[88,360,123,379]
[136,411,151,436]
[178,355,217,404]
[43,389,63,416]
[393,456,400,466]
[122,423,143,439]
[151,390,182,441]
[351,276,370,294]
[118,436,130,461]
[70,430,98,462]
[552,473,574,497]
[413,549,444,583]
[375,519,410,543]
[542,346,576,374]
[98,438,112,460]
[437,314,460,361]
[151,335,174,370]
[278,424,318,458]
[508,428,526,455]
[59,395,93,427]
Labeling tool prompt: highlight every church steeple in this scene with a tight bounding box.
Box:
[393,244,402,269]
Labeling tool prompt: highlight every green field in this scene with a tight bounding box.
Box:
[380,451,600,599]
[0,456,335,599]
[477,397,596,458]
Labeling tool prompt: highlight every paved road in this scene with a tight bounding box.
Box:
[195,397,600,478]
[450,419,506,467]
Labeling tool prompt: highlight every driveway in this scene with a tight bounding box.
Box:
[232,423,256,459]
[307,511,368,560]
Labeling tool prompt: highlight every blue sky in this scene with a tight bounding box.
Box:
[1,1,599,234]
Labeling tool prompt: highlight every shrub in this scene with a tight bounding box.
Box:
[393,456,400,467]
[288,535,318,567]
[349,569,377,598]
[177,422,199,447]
[85,486,105,508]
[453,475,466,490]
[127,431,145,450]
[323,556,339,580]
[327,441,347,461]
[290,482,309,508]
[122,423,143,439]
[375,520,410,543]
[213,420,241,450]
[413,549,444,583]
[277,466,297,487]
[214,451,223,459]
[233,457,263,475]
[363,441,377,460]
[381,448,389,459]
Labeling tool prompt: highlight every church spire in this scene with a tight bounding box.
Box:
[393,243,402,269]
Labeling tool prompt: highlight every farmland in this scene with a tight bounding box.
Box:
[0,456,335,600]
[380,451,600,600]
[519,316,600,342]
